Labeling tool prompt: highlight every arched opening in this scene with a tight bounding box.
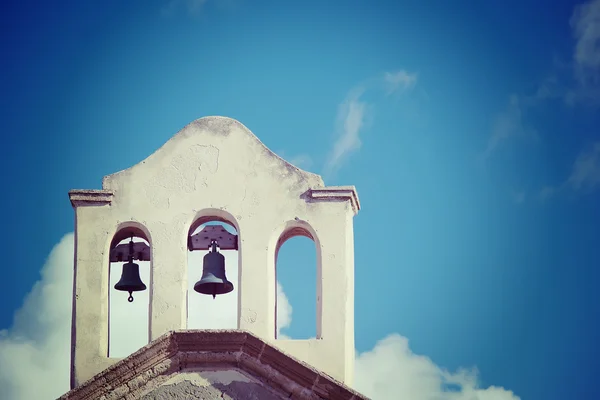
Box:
[187,219,239,329]
[275,227,319,339]
[108,226,151,358]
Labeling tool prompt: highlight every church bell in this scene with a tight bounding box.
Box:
[194,241,234,299]
[114,237,147,302]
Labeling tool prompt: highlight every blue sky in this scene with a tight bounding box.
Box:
[2,0,600,399]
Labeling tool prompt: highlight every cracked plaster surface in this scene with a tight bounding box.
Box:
[141,369,285,400]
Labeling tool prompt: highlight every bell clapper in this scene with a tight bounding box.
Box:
[127,237,135,303]
[211,240,217,300]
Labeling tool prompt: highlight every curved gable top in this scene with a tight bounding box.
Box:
[69,116,359,214]
[102,116,325,190]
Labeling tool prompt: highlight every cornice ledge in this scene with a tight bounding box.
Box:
[307,186,361,215]
[69,189,114,208]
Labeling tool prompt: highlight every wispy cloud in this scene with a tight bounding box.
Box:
[383,70,418,95]
[481,95,537,161]
[276,150,314,170]
[324,70,417,176]
[161,0,231,17]
[538,141,600,199]
[566,0,600,105]
[278,69,417,177]
[568,141,600,190]
[547,0,600,197]
[1,233,519,399]
[482,0,600,200]
[288,154,313,170]
[571,0,600,84]
[324,87,369,176]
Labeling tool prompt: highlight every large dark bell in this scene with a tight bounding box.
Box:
[194,250,234,299]
[114,262,147,302]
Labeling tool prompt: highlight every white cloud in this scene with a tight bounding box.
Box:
[354,334,521,400]
[384,70,418,94]
[324,69,418,176]
[324,87,369,176]
[0,234,73,400]
[0,233,518,400]
[276,281,292,334]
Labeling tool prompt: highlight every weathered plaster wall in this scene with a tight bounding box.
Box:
[70,117,359,389]
[141,369,285,400]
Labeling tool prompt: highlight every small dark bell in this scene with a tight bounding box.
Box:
[114,262,147,302]
[194,247,233,299]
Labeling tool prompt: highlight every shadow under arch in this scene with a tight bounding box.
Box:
[185,208,242,329]
[269,219,323,340]
[187,208,241,238]
[107,221,153,358]
[110,222,152,250]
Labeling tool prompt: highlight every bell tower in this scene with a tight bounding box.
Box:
[68,117,360,390]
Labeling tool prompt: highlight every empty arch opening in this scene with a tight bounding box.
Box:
[108,233,151,358]
[276,232,318,339]
[187,220,239,329]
